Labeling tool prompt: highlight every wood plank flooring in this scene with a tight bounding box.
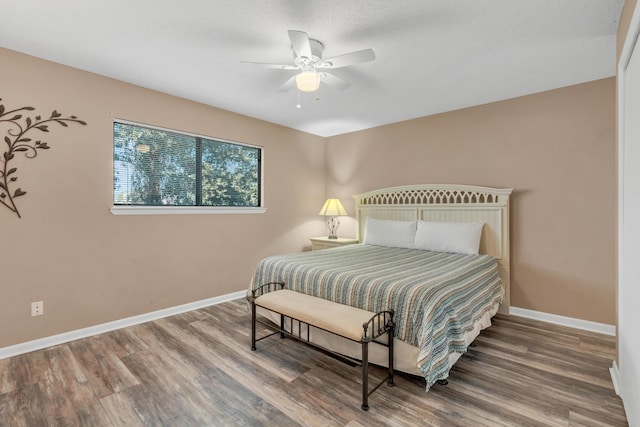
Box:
[0,299,628,426]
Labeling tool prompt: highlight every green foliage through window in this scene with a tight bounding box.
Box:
[113,121,261,207]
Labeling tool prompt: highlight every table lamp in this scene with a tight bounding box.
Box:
[318,198,347,239]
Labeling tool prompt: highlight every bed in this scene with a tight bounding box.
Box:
[250,184,512,389]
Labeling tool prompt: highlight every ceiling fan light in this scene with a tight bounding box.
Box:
[296,71,320,92]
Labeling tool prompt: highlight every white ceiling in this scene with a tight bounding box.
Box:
[0,0,624,137]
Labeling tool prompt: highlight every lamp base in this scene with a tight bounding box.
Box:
[326,216,340,239]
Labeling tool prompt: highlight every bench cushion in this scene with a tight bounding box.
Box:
[255,290,376,341]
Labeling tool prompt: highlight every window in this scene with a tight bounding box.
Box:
[113,120,262,214]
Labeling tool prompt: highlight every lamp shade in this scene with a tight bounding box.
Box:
[296,71,320,92]
[318,198,347,216]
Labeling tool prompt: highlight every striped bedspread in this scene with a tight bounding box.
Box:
[252,244,503,388]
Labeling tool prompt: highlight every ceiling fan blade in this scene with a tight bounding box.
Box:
[288,30,312,59]
[276,75,297,93]
[322,48,375,68]
[241,61,298,70]
[321,72,351,91]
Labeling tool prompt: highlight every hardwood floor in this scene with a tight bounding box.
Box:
[0,299,628,426]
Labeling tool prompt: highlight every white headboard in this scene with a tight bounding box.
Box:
[353,184,512,314]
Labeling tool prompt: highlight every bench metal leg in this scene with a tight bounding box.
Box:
[387,325,395,387]
[362,340,369,411]
[280,314,286,339]
[251,298,257,351]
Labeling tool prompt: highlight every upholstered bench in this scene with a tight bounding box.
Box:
[248,282,395,411]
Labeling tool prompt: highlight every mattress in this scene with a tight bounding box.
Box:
[252,244,503,389]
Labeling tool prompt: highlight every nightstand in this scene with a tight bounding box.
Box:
[310,236,359,251]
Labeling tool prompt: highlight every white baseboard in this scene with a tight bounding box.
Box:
[0,290,246,360]
[610,361,621,396]
[509,306,616,336]
[1,298,617,360]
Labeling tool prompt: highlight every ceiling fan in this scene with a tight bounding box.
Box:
[242,30,375,93]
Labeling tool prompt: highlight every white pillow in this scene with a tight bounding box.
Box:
[414,221,484,255]
[363,218,416,249]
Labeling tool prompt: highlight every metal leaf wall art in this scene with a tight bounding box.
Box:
[0,98,87,218]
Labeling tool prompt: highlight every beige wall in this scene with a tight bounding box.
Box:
[326,79,617,324]
[1,43,619,349]
[0,48,326,348]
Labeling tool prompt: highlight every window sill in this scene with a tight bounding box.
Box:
[110,206,267,215]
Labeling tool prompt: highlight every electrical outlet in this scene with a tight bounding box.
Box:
[31,301,44,317]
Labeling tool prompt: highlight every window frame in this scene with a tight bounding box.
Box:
[110,119,266,215]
